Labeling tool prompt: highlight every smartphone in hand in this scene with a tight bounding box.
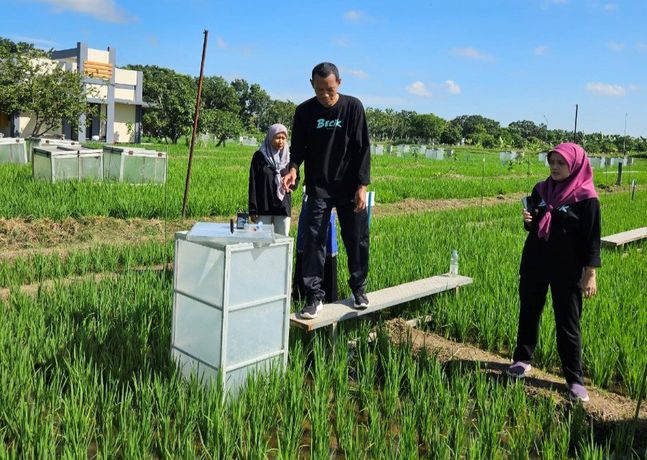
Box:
[521,195,534,211]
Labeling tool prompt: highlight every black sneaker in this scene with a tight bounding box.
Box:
[299,298,323,319]
[352,289,369,310]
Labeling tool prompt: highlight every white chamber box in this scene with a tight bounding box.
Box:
[171,223,293,394]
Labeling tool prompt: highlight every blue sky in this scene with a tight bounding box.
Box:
[4,0,646,136]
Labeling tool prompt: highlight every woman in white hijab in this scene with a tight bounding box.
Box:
[248,123,297,236]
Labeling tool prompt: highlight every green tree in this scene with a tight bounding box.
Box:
[0,37,95,137]
[440,121,462,145]
[366,107,389,141]
[410,113,446,142]
[396,110,416,141]
[508,120,544,141]
[203,76,239,113]
[0,37,47,57]
[261,99,296,132]
[201,109,243,147]
[125,65,196,143]
[231,79,271,132]
[451,114,500,139]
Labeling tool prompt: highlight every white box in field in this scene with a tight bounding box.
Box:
[588,157,606,168]
[32,145,103,182]
[102,145,167,184]
[171,224,293,393]
[28,137,82,162]
[0,138,28,164]
[425,148,445,160]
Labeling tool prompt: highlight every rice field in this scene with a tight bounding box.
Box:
[1,144,644,218]
[0,143,645,457]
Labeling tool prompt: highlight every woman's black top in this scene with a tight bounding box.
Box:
[520,185,601,285]
[248,150,298,217]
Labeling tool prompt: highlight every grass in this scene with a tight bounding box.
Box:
[1,142,644,219]
[0,143,645,456]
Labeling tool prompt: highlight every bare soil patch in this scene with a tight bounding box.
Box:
[373,193,526,217]
[0,217,203,260]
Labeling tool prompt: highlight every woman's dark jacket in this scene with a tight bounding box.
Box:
[248,150,298,216]
[520,185,601,286]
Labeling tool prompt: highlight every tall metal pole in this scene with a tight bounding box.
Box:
[573,104,578,143]
[182,30,209,218]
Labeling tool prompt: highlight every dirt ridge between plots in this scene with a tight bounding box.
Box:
[0,196,523,259]
[0,264,171,301]
[0,217,199,260]
[385,318,647,428]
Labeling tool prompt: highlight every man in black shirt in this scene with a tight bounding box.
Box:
[282,62,370,319]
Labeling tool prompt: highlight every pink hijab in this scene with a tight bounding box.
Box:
[536,143,598,240]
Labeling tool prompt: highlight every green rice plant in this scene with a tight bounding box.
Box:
[308,335,332,459]
[412,360,450,458]
[377,333,406,418]
[365,391,389,459]
[576,429,611,460]
[342,190,647,396]
[471,370,507,459]
[0,281,635,456]
[396,401,419,459]
[356,332,378,411]
[276,341,305,459]
[2,144,643,219]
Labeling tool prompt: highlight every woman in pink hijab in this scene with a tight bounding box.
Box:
[507,143,601,402]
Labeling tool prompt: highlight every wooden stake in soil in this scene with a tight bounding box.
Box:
[182,30,209,218]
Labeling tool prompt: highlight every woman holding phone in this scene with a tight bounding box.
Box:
[508,143,601,402]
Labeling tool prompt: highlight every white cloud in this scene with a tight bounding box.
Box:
[586,82,626,97]
[269,91,312,104]
[148,35,158,47]
[216,37,227,49]
[9,35,59,48]
[607,41,624,52]
[603,3,618,11]
[444,80,461,95]
[355,94,408,108]
[452,47,493,61]
[332,37,350,47]
[636,41,647,52]
[343,10,365,22]
[407,81,431,97]
[345,69,368,79]
[31,0,135,23]
[540,0,567,9]
[533,45,548,56]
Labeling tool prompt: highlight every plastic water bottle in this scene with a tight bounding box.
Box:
[449,249,459,276]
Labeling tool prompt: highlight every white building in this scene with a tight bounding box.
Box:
[0,42,144,143]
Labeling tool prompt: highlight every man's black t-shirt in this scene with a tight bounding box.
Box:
[289,94,370,200]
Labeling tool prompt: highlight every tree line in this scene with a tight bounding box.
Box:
[2,37,646,154]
